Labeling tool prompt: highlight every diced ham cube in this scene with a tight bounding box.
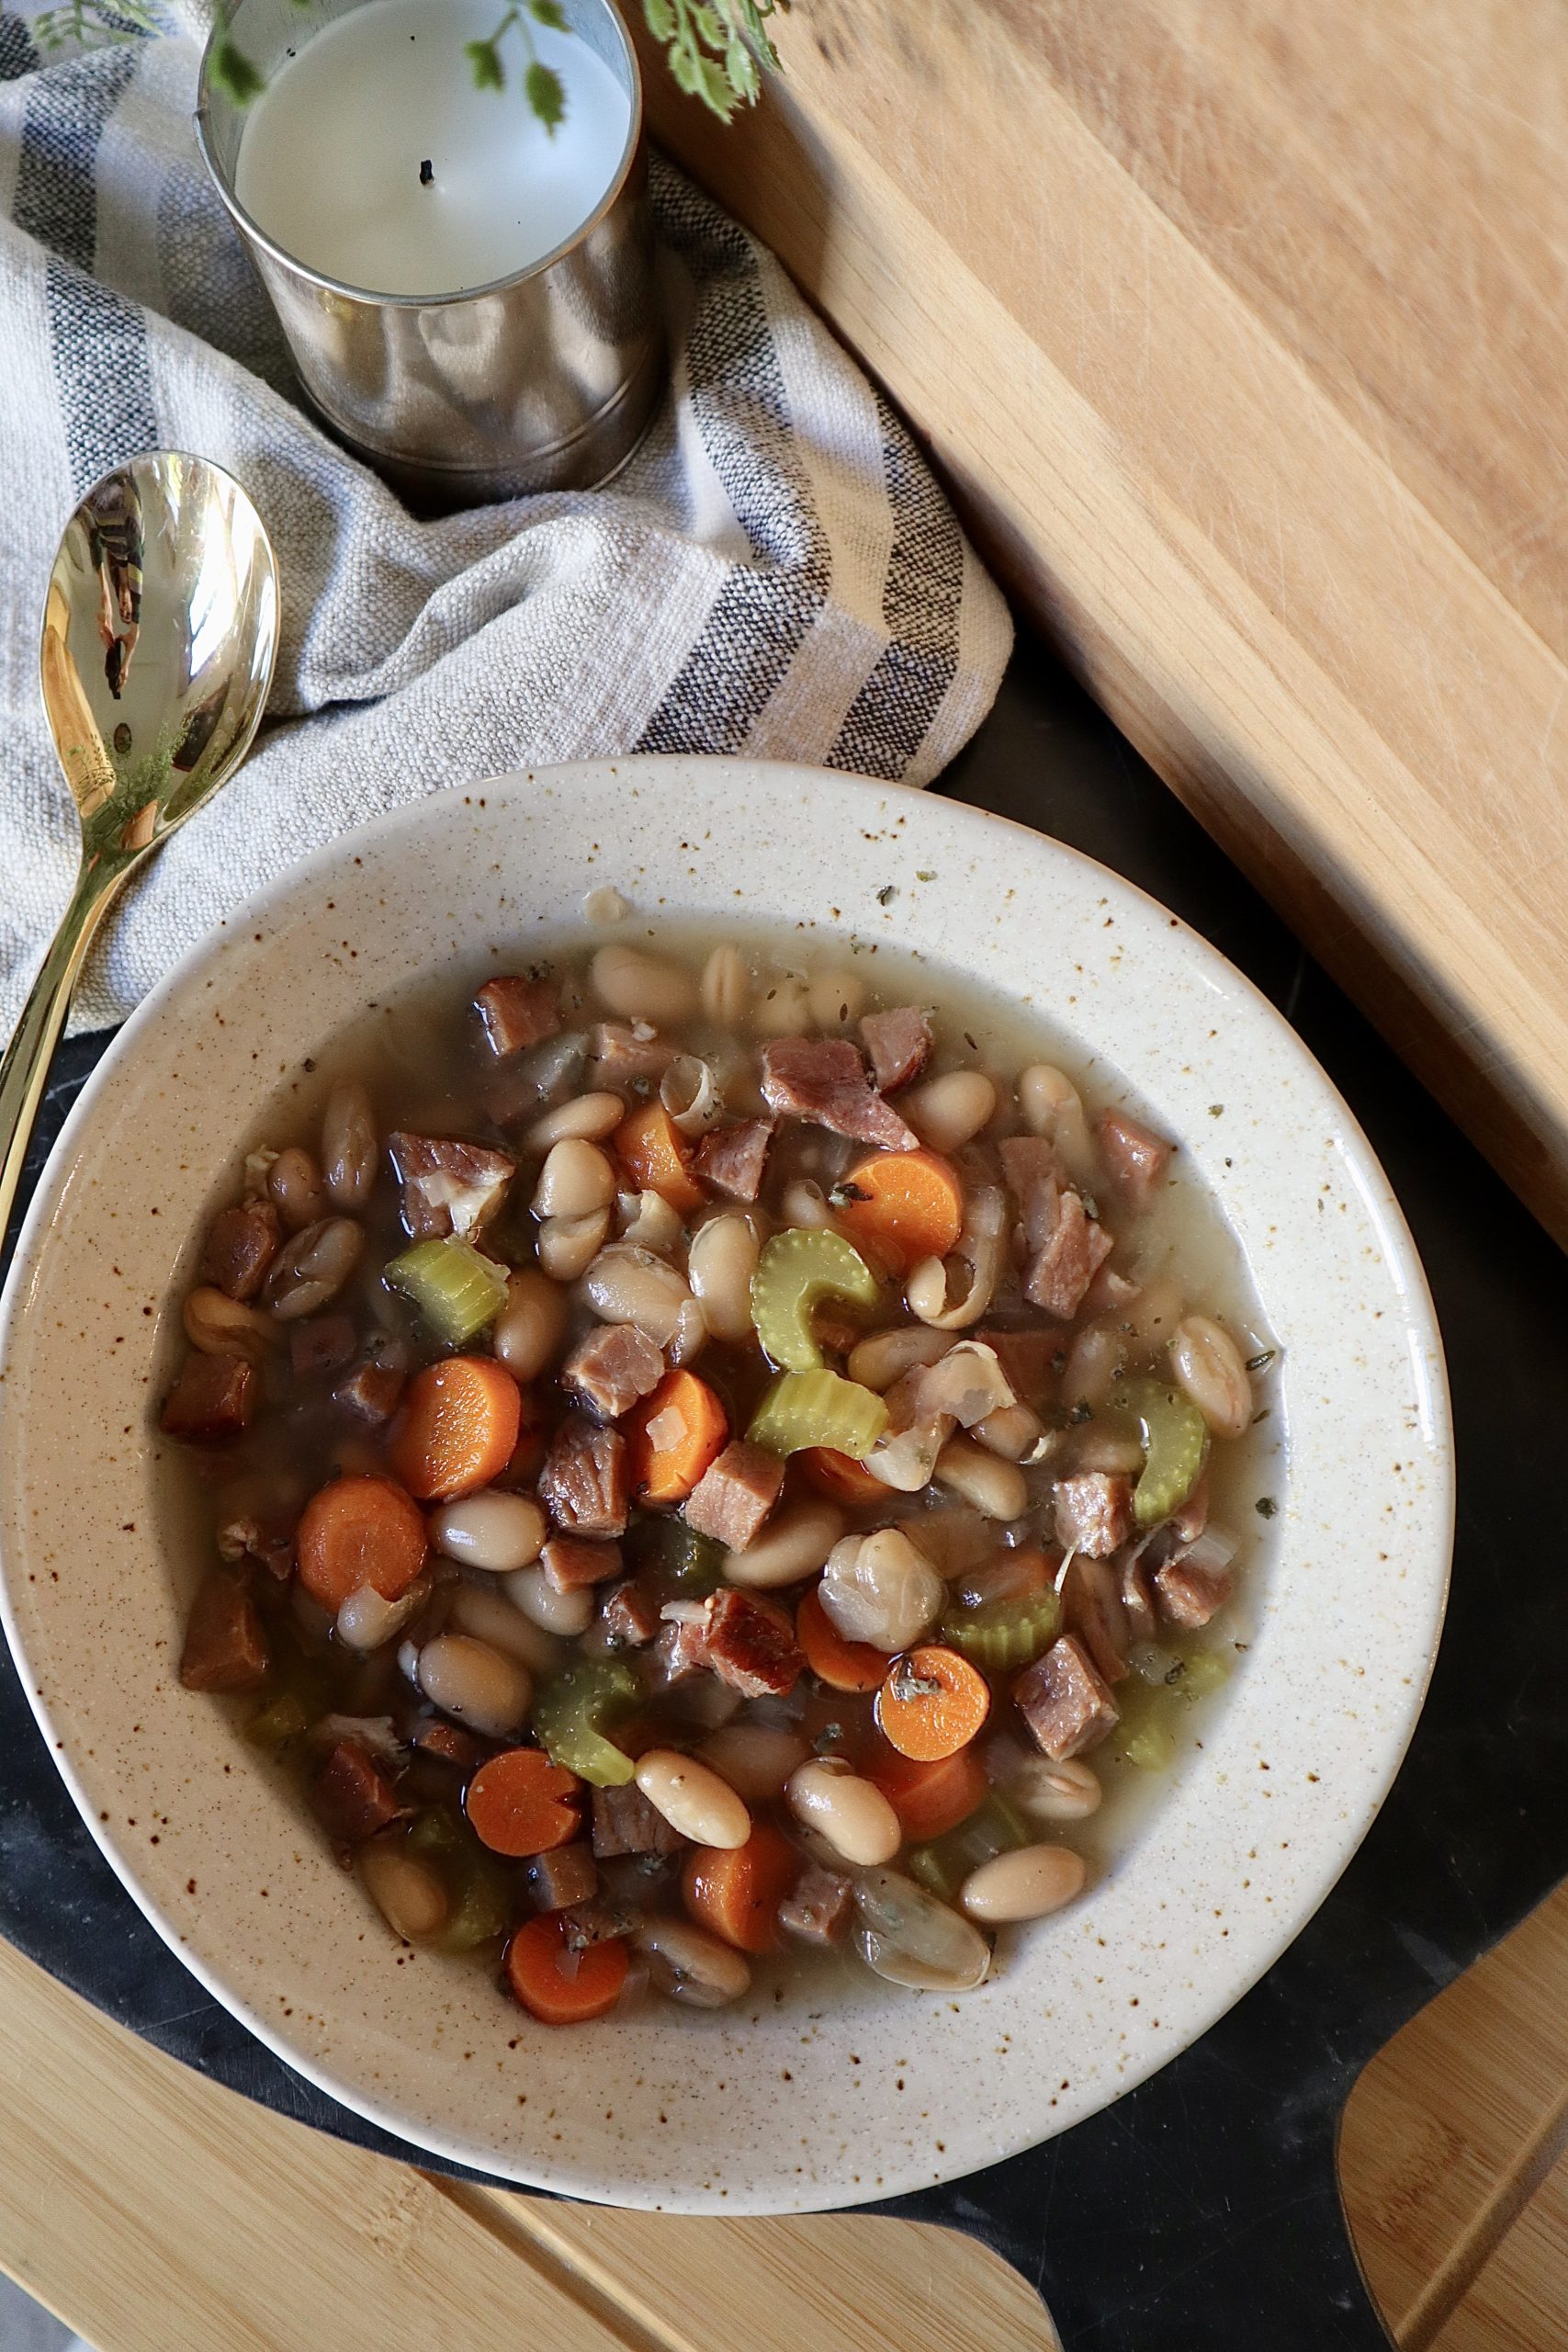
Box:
[198,1199,280,1301]
[693,1119,774,1202]
[475,975,560,1057]
[1155,1555,1234,1629]
[1023,1190,1114,1319]
[651,1607,712,1685]
[1062,1554,1130,1684]
[563,1895,642,1948]
[759,1037,919,1151]
[973,1327,1060,1408]
[1014,1634,1120,1760]
[310,1739,411,1849]
[602,1579,660,1648]
[289,1313,356,1379]
[704,1587,803,1699]
[538,1416,630,1538]
[999,1136,1061,1252]
[216,1511,294,1580]
[778,1862,854,1946]
[386,1132,515,1241]
[590,1783,684,1858]
[540,1535,624,1591]
[588,1021,671,1085]
[859,1006,932,1093]
[409,1718,487,1773]
[178,1568,270,1692]
[1054,1471,1134,1558]
[333,1356,407,1425]
[683,1441,785,1550]
[160,1351,256,1443]
[1098,1108,1172,1211]
[526,1841,599,1911]
[562,1322,664,1420]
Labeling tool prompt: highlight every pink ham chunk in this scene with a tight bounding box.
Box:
[1098,1108,1172,1211]
[562,1323,664,1420]
[1054,1471,1134,1558]
[1155,1554,1234,1629]
[683,1441,784,1550]
[474,975,560,1057]
[538,1416,630,1538]
[703,1588,804,1699]
[1025,1189,1114,1318]
[386,1132,514,1241]
[859,1006,932,1093]
[693,1119,774,1202]
[760,1038,918,1152]
[1014,1634,1120,1760]
[588,1022,671,1085]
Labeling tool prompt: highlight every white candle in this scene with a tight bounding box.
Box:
[234,0,633,299]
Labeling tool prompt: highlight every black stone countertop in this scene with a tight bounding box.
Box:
[5,633,1566,2349]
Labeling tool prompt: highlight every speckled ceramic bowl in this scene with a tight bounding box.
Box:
[0,757,1451,2212]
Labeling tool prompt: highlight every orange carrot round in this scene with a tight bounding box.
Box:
[296,1474,428,1611]
[615,1102,705,1214]
[865,1739,988,1840]
[626,1368,728,1504]
[682,1820,800,1954]
[834,1149,964,1276]
[874,1644,991,1761]
[389,1355,522,1501]
[465,1748,582,1857]
[797,1446,887,1510]
[797,1583,888,1694]
[505,1913,627,2025]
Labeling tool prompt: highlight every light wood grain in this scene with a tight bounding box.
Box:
[1340,1885,1568,2346]
[0,1939,1057,2352]
[636,0,1568,1248]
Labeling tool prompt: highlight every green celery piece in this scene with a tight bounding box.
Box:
[405,1806,512,1951]
[1111,1677,1179,1770]
[748,1368,889,1461]
[386,1235,508,1346]
[1115,1378,1209,1528]
[245,1690,310,1750]
[1176,1646,1232,1701]
[750,1228,880,1373]
[941,1588,1062,1673]
[534,1657,639,1787]
[628,1516,726,1593]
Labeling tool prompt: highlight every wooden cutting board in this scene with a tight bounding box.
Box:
[635,0,1568,1251]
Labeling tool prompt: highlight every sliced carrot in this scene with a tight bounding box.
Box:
[797,1583,888,1694]
[797,1445,887,1510]
[493,1385,547,1489]
[465,1748,582,1857]
[874,1644,991,1761]
[505,1913,627,2025]
[833,1149,964,1276]
[615,1102,705,1214]
[626,1368,728,1504]
[389,1355,522,1501]
[296,1474,428,1611]
[864,1738,988,1840]
[682,1820,800,1954]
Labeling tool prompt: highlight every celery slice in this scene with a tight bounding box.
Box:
[750,1228,880,1373]
[1177,1646,1232,1700]
[406,1808,511,1950]
[1110,1677,1179,1770]
[748,1368,890,1461]
[245,1690,310,1750]
[1114,1377,1209,1528]
[534,1657,639,1786]
[386,1235,508,1346]
[940,1589,1062,1674]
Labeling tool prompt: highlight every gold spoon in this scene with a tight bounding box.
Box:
[0,452,279,1238]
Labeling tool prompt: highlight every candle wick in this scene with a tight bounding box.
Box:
[419,158,434,187]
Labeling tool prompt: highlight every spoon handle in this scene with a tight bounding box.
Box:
[0,869,115,1247]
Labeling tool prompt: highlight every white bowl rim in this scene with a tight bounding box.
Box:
[0,754,1454,2213]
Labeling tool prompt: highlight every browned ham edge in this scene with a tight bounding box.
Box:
[759,1037,919,1151]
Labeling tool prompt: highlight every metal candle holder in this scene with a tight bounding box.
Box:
[196,0,664,504]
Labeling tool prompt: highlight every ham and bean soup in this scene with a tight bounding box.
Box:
[161,931,1275,2025]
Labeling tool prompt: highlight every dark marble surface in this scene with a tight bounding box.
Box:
[5,636,1565,2348]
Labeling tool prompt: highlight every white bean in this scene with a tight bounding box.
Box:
[1006,1753,1103,1823]
[359,1839,449,1941]
[1017,1064,1096,1185]
[447,1579,565,1673]
[701,943,751,1026]
[267,1146,327,1234]
[415,1634,532,1737]
[582,1243,692,1345]
[780,1177,837,1230]
[619,1189,683,1253]
[934,1434,1029,1521]
[724,1498,846,1589]
[847,1326,950,1392]
[786,1758,901,1867]
[959,1843,1087,1924]
[429,1489,546,1572]
[263,1216,364,1319]
[335,1577,428,1652]
[752,975,811,1036]
[533,1137,616,1220]
[667,1295,708,1366]
[819,1528,943,1651]
[492,1266,570,1381]
[636,1917,751,2008]
[183,1285,276,1364]
[660,1055,722,1135]
[590,944,698,1024]
[1169,1314,1252,1439]
[697,1723,811,1801]
[635,1748,751,1849]
[321,1077,378,1210]
[904,1069,998,1153]
[503,1564,593,1637]
[688,1213,761,1343]
[1060,1321,1122,1409]
[974,1402,1046,1461]
[522,1091,626,1152]
[807,967,867,1029]
[538,1207,611,1282]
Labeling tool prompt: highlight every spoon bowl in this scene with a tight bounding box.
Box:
[1,452,279,1238]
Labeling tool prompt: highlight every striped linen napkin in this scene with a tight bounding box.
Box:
[0,3,1011,1035]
